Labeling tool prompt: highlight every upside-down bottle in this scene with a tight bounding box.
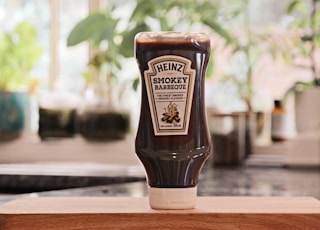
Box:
[135,32,211,209]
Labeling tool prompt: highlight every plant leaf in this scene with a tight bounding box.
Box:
[203,20,235,45]
[67,12,117,47]
[287,0,301,13]
[119,23,150,58]
[132,77,140,91]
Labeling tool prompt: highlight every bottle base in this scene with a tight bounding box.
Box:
[148,186,197,210]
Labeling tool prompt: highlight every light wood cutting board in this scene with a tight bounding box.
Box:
[1,196,320,229]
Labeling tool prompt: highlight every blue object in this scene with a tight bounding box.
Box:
[0,92,25,140]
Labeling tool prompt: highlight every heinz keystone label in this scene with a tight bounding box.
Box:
[144,55,195,136]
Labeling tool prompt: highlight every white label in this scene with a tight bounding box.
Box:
[144,55,195,136]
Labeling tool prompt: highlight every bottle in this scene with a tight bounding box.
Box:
[135,32,211,209]
[271,99,296,142]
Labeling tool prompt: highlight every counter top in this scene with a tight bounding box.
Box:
[1,196,320,229]
[1,165,319,207]
[0,138,319,207]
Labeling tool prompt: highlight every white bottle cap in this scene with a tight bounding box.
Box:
[148,186,197,210]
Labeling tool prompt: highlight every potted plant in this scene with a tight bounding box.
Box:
[0,22,42,140]
[67,11,131,141]
[284,0,320,133]
[209,0,299,163]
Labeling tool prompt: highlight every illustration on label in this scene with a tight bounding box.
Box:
[162,102,180,124]
[144,55,195,136]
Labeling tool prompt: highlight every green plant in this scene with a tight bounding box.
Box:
[67,0,242,92]
[128,0,234,41]
[219,0,294,111]
[67,11,121,89]
[0,22,43,91]
[278,0,320,104]
[285,0,320,89]
[127,0,238,79]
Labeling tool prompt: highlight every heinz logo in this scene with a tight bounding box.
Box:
[154,61,183,73]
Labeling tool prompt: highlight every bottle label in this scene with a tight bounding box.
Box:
[144,55,195,136]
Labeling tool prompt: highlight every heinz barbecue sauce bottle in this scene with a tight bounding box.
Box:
[135,32,211,209]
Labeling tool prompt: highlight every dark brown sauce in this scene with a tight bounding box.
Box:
[135,33,211,188]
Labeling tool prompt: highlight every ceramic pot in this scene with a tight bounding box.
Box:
[38,91,79,140]
[295,87,320,133]
[76,85,130,141]
[0,92,25,140]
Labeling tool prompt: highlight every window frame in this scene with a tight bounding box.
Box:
[48,0,100,90]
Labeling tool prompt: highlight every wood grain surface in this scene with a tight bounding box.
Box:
[1,196,320,229]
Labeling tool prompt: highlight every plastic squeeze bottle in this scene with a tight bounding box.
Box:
[135,32,211,209]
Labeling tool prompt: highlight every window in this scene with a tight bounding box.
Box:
[0,0,90,92]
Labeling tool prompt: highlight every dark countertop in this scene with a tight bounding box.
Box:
[0,163,145,193]
[1,164,320,206]
[198,165,320,198]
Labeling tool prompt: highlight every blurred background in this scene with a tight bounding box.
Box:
[0,0,316,138]
[0,0,319,199]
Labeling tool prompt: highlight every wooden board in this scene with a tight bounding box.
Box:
[1,196,320,229]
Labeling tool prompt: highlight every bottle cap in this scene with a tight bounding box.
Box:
[148,186,197,210]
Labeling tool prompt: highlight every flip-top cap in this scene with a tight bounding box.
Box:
[148,186,197,210]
